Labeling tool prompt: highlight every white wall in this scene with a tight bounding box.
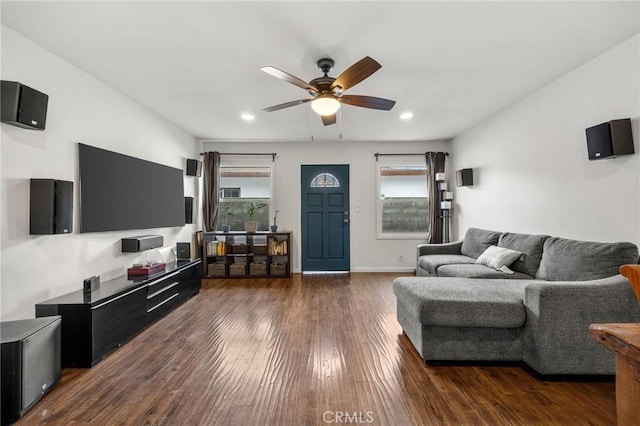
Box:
[1,27,200,321]
[451,34,640,247]
[202,139,449,272]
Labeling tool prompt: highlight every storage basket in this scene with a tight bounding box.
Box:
[229,262,248,276]
[250,261,267,276]
[252,244,268,256]
[208,262,226,276]
[270,262,287,276]
[230,244,248,254]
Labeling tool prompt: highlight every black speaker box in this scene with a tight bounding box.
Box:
[1,316,61,424]
[177,242,191,259]
[186,159,202,177]
[586,118,635,160]
[121,235,164,252]
[456,168,474,187]
[185,196,194,224]
[1,81,49,130]
[30,179,73,235]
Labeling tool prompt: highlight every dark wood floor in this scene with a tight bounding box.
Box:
[19,273,617,425]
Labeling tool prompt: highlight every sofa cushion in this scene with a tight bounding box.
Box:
[393,277,527,328]
[536,237,639,281]
[476,245,523,273]
[460,228,502,259]
[418,254,475,275]
[498,232,549,277]
[437,264,532,280]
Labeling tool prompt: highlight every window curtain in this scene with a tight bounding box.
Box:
[425,152,447,244]
[203,151,221,232]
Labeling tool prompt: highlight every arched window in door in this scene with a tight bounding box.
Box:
[310,173,340,188]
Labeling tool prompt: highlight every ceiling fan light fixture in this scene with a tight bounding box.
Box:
[311,95,340,116]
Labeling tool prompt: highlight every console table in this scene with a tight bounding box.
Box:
[36,258,201,367]
[590,323,640,426]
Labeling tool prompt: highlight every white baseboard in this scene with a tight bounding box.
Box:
[351,267,416,273]
[291,267,416,274]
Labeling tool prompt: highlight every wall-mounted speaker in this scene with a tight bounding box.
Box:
[1,81,49,130]
[121,235,164,252]
[30,179,73,235]
[186,159,202,177]
[456,169,474,187]
[1,316,61,424]
[176,242,191,259]
[586,118,634,160]
[185,196,194,224]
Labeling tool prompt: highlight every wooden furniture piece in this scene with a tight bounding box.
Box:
[620,264,640,301]
[35,258,201,367]
[590,324,640,426]
[203,231,291,278]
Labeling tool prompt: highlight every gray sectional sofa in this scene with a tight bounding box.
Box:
[393,228,640,375]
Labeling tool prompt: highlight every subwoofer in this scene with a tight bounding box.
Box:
[1,316,61,424]
[30,179,73,235]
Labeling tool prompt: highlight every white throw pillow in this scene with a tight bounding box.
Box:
[475,245,523,274]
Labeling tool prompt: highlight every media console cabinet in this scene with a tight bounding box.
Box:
[35,258,201,367]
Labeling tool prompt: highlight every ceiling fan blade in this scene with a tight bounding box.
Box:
[339,95,396,110]
[263,98,312,112]
[330,56,381,92]
[261,66,318,93]
[321,113,337,126]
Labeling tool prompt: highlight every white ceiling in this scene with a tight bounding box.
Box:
[2,1,639,142]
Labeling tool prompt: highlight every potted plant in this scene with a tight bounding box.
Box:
[221,204,231,233]
[271,210,280,232]
[245,202,266,233]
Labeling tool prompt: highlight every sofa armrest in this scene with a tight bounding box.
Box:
[523,275,640,374]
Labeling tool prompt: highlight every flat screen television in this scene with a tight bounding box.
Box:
[78,143,185,233]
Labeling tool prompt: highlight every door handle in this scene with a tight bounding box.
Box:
[344,219,350,224]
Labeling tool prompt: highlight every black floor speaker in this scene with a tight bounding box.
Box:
[30,179,73,235]
[1,316,61,424]
[1,81,49,130]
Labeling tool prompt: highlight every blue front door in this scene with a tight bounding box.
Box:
[301,165,350,272]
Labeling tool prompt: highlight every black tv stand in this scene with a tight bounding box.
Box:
[35,258,201,367]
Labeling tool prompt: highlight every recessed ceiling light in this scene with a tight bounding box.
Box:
[400,112,414,120]
[241,113,255,121]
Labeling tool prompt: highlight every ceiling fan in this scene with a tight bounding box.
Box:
[261,56,396,126]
